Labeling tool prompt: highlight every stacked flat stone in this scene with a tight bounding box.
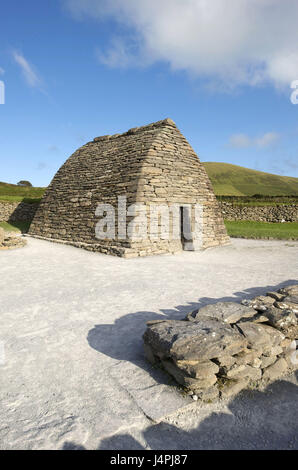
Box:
[0,201,39,223]
[29,118,229,258]
[143,284,298,401]
[219,202,298,223]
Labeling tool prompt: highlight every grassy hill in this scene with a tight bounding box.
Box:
[203,162,298,196]
[0,181,45,202]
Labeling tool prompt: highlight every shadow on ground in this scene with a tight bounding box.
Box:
[64,280,298,450]
[87,279,297,373]
[62,371,298,450]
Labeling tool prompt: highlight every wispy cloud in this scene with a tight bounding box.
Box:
[0,67,5,76]
[48,145,59,153]
[229,132,280,148]
[12,51,41,88]
[284,158,298,170]
[65,0,298,89]
[36,162,47,170]
[255,132,280,148]
[229,134,252,149]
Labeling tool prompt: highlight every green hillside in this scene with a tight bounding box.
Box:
[203,162,298,196]
[0,181,45,202]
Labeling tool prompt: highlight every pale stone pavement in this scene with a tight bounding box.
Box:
[0,237,297,449]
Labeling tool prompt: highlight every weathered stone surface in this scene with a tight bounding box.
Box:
[174,359,219,378]
[213,355,237,367]
[260,355,277,369]
[275,300,298,314]
[249,295,275,312]
[262,358,288,381]
[250,313,270,323]
[143,318,247,362]
[143,344,157,365]
[187,375,218,391]
[236,322,275,350]
[225,364,262,380]
[161,359,217,390]
[262,307,298,338]
[220,378,249,399]
[234,349,261,366]
[278,285,298,296]
[188,302,256,324]
[266,291,285,301]
[0,227,4,244]
[283,295,298,305]
[195,385,219,402]
[28,118,229,257]
[259,324,285,346]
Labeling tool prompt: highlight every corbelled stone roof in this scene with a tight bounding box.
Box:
[93,118,176,142]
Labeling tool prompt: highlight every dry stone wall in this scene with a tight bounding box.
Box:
[29,119,229,257]
[0,201,39,223]
[143,284,298,402]
[220,202,298,222]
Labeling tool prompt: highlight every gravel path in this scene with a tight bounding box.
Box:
[0,237,297,450]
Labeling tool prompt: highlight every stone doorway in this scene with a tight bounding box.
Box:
[180,206,194,251]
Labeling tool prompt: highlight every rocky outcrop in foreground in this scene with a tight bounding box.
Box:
[143,285,298,401]
[0,228,26,250]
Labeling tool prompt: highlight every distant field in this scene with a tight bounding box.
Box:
[0,181,45,202]
[225,220,298,240]
[203,162,298,196]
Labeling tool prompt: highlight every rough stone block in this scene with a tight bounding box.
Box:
[262,358,288,381]
[187,301,256,324]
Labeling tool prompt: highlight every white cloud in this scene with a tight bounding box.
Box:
[48,145,59,153]
[229,132,280,148]
[255,132,279,148]
[0,67,5,76]
[12,51,41,87]
[37,162,47,170]
[229,134,252,148]
[65,0,298,88]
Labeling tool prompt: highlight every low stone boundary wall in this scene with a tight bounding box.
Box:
[143,284,298,401]
[0,201,39,222]
[219,202,298,222]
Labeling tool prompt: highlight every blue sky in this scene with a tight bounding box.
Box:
[0,0,298,187]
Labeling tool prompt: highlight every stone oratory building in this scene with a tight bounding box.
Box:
[29,119,230,257]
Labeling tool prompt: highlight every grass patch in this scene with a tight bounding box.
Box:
[225,220,298,240]
[0,221,31,233]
